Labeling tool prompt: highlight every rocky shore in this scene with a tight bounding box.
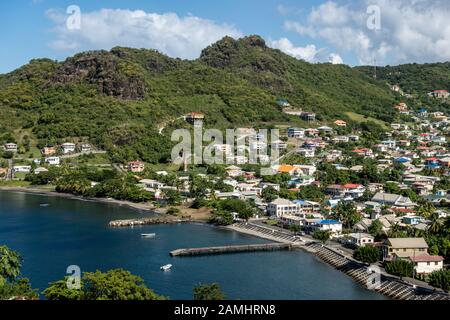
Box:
[109,217,191,227]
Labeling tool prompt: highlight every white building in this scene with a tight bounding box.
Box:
[408,254,444,275]
[311,220,343,235]
[80,144,91,152]
[45,157,60,165]
[13,166,31,173]
[288,127,305,138]
[139,179,164,191]
[267,198,300,217]
[61,143,76,154]
[297,148,315,158]
[4,143,18,152]
[348,233,375,247]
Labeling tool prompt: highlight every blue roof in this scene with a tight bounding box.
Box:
[394,157,411,163]
[319,219,341,225]
[418,108,428,112]
[293,200,306,205]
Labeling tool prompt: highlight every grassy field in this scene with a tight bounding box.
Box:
[345,112,389,129]
[0,180,31,187]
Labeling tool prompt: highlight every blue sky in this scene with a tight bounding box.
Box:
[1,0,450,73]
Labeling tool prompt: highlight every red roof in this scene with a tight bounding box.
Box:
[343,184,362,189]
[425,157,439,161]
[433,90,448,93]
[409,254,444,263]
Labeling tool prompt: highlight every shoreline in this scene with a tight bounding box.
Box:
[0,186,212,223]
[0,186,163,215]
[0,187,445,299]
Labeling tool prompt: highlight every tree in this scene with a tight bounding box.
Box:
[193,283,225,300]
[428,212,443,234]
[289,224,301,234]
[332,202,361,229]
[353,246,380,264]
[0,246,37,300]
[163,189,182,206]
[427,269,450,291]
[261,187,278,203]
[0,246,22,284]
[313,230,331,243]
[384,260,414,279]
[368,219,383,238]
[44,269,165,300]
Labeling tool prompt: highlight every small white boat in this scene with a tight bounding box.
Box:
[141,233,156,238]
[39,203,49,207]
[160,264,172,271]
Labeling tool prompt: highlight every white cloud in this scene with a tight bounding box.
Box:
[285,0,450,65]
[329,53,343,64]
[46,8,242,59]
[269,38,320,62]
[269,37,344,64]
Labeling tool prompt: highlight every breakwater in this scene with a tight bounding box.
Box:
[109,217,190,227]
[170,243,292,257]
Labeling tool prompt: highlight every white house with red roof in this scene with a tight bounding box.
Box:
[428,90,449,99]
[408,254,444,275]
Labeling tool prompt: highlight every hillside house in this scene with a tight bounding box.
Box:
[287,127,305,138]
[186,112,205,126]
[45,157,60,166]
[300,112,316,122]
[297,148,315,158]
[128,161,145,173]
[371,192,416,208]
[334,120,347,127]
[80,144,91,152]
[61,143,76,154]
[4,143,17,153]
[42,147,56,156]
[428,90,449,99]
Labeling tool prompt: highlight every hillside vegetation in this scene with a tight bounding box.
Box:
[1,35,440,164]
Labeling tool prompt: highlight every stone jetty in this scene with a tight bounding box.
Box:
[109,217,190,227]
[170,243,292,257]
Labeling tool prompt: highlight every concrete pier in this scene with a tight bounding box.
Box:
[170,243,292,257]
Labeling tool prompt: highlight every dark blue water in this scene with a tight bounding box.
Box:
[0,191,386,300]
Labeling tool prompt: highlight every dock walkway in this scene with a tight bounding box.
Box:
[170,243,292,257]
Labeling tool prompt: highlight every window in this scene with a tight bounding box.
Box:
[427,262,430,266]
[435,262,438,266]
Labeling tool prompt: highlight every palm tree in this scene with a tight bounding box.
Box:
[428,212,443,235]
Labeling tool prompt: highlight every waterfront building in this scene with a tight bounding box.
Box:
[408,254,444,275]
[267,198,300,217]
[348,233,375,247]
[383,238,428,261]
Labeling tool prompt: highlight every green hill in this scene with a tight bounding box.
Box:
[0,35,429,164]
[356,62,450,94]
